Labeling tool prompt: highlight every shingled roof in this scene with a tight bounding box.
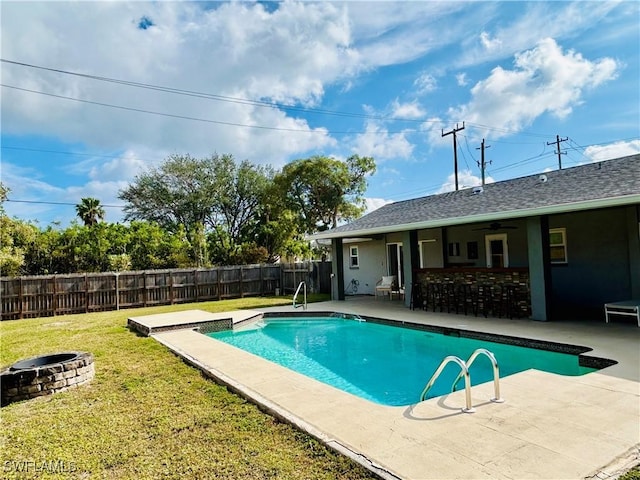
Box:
[313,154,640,239]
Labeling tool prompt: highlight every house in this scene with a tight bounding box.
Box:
[312,154,640,321]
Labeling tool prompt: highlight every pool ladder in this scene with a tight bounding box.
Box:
[293,281,307,310]
[419,348,504,413]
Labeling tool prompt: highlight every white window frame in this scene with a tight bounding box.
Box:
[386,242,404,286]
[349,245,359,268]
[549,228,568,264]
[418,239,437,268]
[485,233,509,268]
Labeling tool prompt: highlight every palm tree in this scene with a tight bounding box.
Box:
[75,197,105,226]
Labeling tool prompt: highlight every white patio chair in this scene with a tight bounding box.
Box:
[375,275,397,299]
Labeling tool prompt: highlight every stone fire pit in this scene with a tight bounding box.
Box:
[1,352,94,407]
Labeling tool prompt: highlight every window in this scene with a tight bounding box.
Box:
[485,234,508,268]
[418,239,437,268]
[467,241,478,260]
[549,228,567,264]
[349,246,359,268]
[448,242,460,257]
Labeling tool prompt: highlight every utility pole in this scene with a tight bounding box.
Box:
[476,138,491,186]
[547,134,568,170]
[442,122,465,191]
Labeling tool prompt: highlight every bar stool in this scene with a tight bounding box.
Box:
[410,283,425,311]
[429,281,448,312]
[476,282,495,317]
[496,282,518,319]
[441,280,457,313]
[503,283,523,319]
[456,282,474,316]
[428,281,441,312]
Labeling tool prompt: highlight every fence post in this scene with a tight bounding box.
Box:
[115,272,120,310]
[52,275,58,316]
[143,271,147,307]
[170,270,175,305]
[239,266,244,298]
[85,273,89,313]
[19,277,24,319]
[194,269,199,302]
[217,267,222,301]
[259,264,264,296]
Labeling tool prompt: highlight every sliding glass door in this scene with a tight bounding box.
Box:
[386,243,404,287]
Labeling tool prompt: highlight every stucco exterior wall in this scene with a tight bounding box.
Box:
[341,240,387,296]
[549,206,636,318]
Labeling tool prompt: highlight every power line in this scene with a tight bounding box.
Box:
[0,83,421,135]
[1,145,143,161]
[0,58,431,124]
[0,84,328,133]
[463,121,551,139]
[6,198,124,208]
[2,58,579,139]
[3,137,636,165]
[460,134,475,171]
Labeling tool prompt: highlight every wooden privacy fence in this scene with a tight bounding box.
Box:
[1,262,331,320]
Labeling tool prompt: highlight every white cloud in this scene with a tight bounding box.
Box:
[456,73,468,87]
[346,2,470,67]
[363,197,393,214]
[391,100,425,120]
[455,2,622,70]
[583,140,640,162]
[0,2,351,166]
[437,169,495,193]
[351,122,414,161]
[480,31,502,52]
[450,38,619,138]
[414,73,437,94]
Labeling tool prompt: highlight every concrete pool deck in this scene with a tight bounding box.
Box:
[133,298,640,480]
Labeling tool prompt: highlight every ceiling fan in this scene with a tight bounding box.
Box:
[473,222,518,231]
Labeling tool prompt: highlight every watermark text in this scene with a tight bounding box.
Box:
[3,459,77,474]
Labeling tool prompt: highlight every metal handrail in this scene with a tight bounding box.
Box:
[420,356,475,413]
[452,348,504,403]
[293,281,307,310]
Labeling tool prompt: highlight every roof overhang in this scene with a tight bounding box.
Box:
[310,194,640,240]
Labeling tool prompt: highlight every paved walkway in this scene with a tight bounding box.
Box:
[137,298,640,480]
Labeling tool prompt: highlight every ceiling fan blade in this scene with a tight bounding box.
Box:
[472,222,518,231]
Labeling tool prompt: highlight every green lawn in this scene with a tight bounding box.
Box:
[0,296,378,479]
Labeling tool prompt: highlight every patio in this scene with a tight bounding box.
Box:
[147,297,640,480]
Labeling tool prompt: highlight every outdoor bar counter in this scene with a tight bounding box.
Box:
[413,267,531,319]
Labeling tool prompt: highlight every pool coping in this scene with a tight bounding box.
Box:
[127,309,263,336]
[131,306,640,480]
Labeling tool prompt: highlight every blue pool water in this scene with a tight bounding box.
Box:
[209,317,595,406]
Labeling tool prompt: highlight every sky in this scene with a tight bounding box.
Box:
[1,1,639,228]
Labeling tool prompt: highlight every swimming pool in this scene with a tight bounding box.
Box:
[209,316,600,406]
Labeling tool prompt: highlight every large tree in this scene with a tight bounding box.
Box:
[210,155,273,246]
[0,184,35,276]
[274,154,376,234]
[119,153,273,265]
[119,154,217,234]
[75,197,105,226]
